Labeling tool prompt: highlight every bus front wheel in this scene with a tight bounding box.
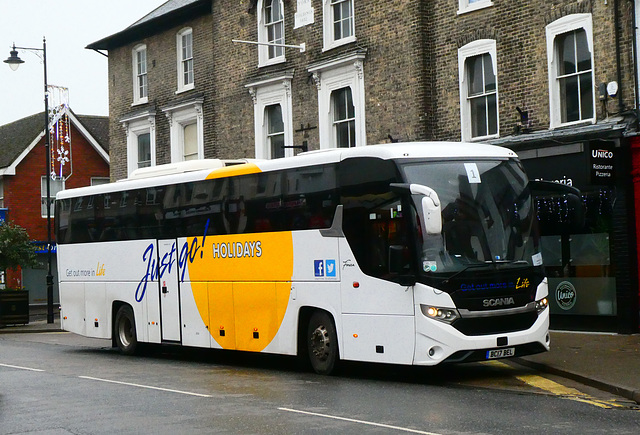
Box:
[114,305,138,355]
[307,311,338,375]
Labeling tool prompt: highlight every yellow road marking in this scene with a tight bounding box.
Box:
[484,360,626,409]
[515,374,623,409]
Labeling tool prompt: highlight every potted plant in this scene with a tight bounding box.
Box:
[0,221,38,326]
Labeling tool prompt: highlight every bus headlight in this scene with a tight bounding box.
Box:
[535,297,548,313]
[420,304,460,324]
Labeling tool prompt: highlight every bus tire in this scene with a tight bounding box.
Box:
[307,311,338,375]
[114,305,138,355]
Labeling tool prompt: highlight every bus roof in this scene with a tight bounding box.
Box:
[57,142,517,200]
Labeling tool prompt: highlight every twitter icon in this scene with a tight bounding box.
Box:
[326,260,336,277]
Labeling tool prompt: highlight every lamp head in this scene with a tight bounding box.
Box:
[4,44,24,71]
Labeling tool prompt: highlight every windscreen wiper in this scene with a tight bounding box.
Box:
[442,262,492,285]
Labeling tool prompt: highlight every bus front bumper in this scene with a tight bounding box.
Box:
[412,306,550,366]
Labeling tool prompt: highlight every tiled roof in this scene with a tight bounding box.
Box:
[129,0,200,28]
[86,0,210,50]
[0,113,45,168]
[76,114,110,152]
[0,112,109,170]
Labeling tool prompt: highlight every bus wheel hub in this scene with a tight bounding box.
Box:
[310,326,331,361]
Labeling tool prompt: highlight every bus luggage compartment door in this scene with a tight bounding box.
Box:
[158,240,181,342]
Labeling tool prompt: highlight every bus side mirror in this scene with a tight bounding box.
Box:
[421,195,442,235]
[390,183,443,235]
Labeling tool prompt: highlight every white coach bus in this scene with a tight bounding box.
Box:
[55,142,550,374]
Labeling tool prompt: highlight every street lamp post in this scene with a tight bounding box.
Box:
[4,38,55,324]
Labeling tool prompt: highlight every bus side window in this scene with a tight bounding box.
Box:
[339,158,412,281]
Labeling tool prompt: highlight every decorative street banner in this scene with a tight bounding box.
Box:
[48,85,72,181]
[589,141,615,185]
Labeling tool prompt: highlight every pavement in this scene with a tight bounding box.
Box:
[1,306,639,404]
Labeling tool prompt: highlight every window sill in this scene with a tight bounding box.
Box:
[549,118,596,130]
[175,84,195,95]
[322,35,357,53]
[131,98,149,107]
[258,56,287,69]
[466,133,500,142]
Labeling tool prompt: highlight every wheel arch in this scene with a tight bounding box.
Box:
[111,300,130,348]
[296,306,341,358]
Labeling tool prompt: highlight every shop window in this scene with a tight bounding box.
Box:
[546,14,595,128]
[537,188,616,318]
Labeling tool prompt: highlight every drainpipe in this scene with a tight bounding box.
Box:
[614,0,624,114]
[632,0,640,126]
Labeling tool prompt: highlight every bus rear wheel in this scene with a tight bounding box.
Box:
[307,311,338,375]
[114,305,138,355]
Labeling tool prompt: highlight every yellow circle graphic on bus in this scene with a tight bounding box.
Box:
[187,232,293,352]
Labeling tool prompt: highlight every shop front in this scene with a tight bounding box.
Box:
[492,130,638,333]
[23,242,59,306]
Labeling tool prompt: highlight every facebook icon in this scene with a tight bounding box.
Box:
[314,260,324,277]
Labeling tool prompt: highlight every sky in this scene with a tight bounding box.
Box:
[0,0,168,126]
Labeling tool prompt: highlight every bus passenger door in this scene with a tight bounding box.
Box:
[158,240,181,342]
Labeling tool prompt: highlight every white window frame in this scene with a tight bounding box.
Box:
[247,75,294,159]
[176,27,194,93]
[258,0,286,67]
[41,176,64,218]
[0,177,4,208]
[90,177,110,186]
[331,87,356,148]
[163,98,204,163]
[309,53,366,149]
[458,0,493,15]
[458,39,499,141]
[322,0,356,52]
[121,110,157,177]
[132,44,148,105]
[546,13,595,129]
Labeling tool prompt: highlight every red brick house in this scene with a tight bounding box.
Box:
[0,110,109,304]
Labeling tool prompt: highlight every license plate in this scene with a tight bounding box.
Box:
[486,347,515,359]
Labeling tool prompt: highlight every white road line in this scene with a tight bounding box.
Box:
[278,407,443,435]
[79,376,213,397]
[0,363,45,372]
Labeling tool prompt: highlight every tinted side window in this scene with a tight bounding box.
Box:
[339,158,412,279]
[57,164,340,244]
[235,164,338,233]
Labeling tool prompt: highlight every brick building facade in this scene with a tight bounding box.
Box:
[89,0,438,180]
[0,111,109,303]
[88,0,638,332]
